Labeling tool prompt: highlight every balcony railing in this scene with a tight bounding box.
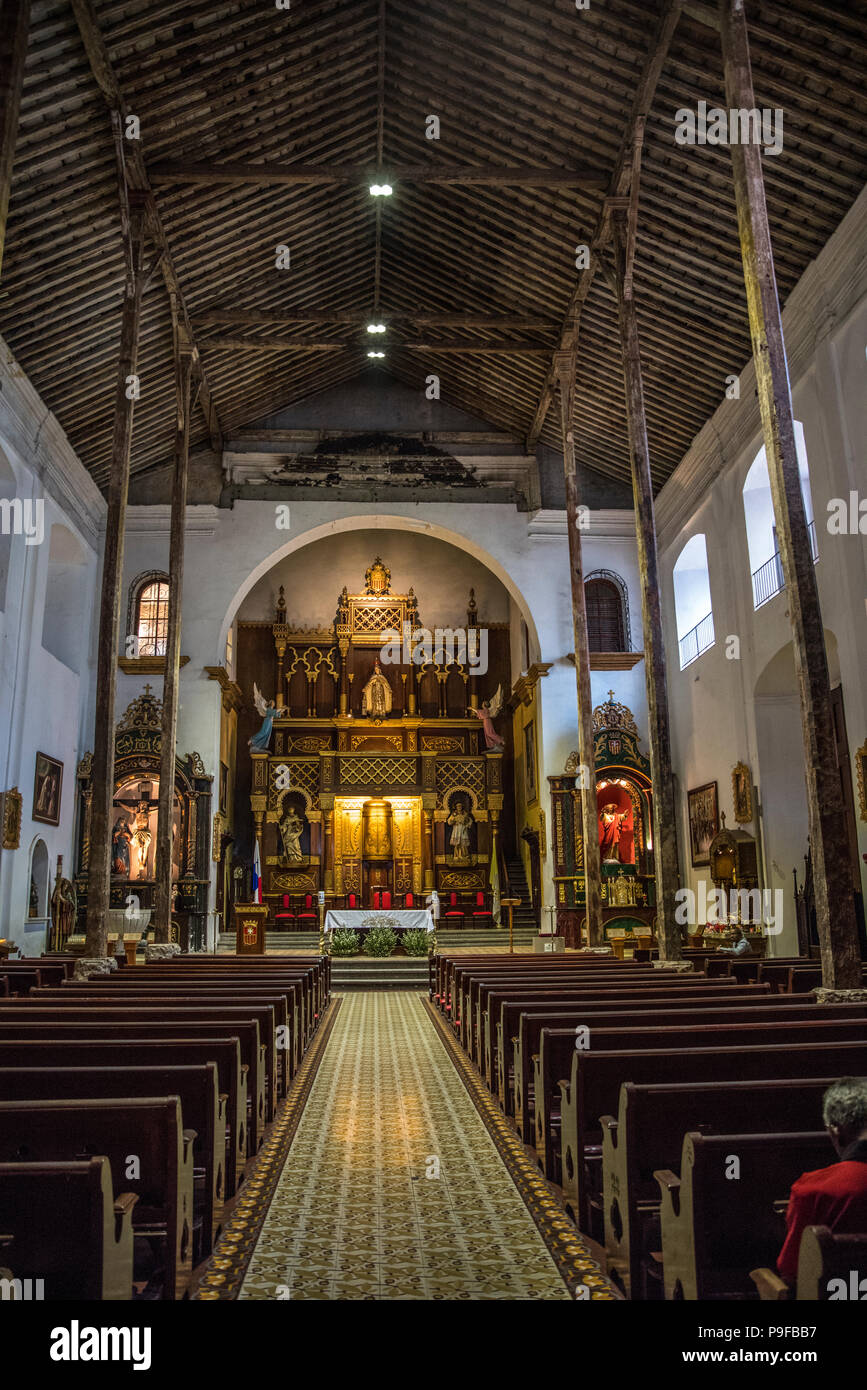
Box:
[678,610,715,669]
[752,519,818,610]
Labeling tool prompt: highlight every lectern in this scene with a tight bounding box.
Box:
[234,902,268,955]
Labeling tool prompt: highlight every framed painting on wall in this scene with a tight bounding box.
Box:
[731,761,753,823]
[524,721,538,805]
[32,752,63,827]
[687,780,718,867]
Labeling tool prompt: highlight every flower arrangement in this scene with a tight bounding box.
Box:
[330,928,360,957]
[363,925,398,957]
[401,928,430,957]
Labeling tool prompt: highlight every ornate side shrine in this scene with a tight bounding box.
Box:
[74,688,213,949]
[240,559,510,921]
[549,693,656,949]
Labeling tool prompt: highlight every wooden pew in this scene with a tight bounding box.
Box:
[0,1158,136,1300]
[512,999,862,1142]
[0,1001,275,1131]
[0,1037,247,1196]
[0,1019,265,1158]
[36,986,297,1092]
[0,1064,224,1259]
[0,1097,194,1300]
[752,1225,867,1301]
[535,1016,867,1185]
[559,1040,867,1236]
[654,1130,834,1300]
[492,984,773,1102]
[602,1077,835,1297]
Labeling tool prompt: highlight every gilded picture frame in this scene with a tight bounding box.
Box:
[856,741,867,822]
[731,761,753,824]
[687,781,718,868]
[524,720,538,805]
[32,752,63,827]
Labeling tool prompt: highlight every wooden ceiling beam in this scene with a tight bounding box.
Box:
[147,160,609,188]
[201,336,554,354]
[69,0,224,454]
[195,309,561,330]
[526,0,686,450]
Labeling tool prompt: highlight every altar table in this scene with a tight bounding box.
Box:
[324,909,434,935]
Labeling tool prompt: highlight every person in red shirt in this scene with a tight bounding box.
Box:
[777,1076,867,1282]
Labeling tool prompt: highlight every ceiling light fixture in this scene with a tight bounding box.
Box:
[369,183,393,197]
[366,323,387,334]
[367,350,385,359]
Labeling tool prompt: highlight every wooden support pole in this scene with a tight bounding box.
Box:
[0,0,30,281]
[84,188,148,957]
[611,218,681,961]
[554,350,604,948]
[153,347,193,942]
[720,0,860,989]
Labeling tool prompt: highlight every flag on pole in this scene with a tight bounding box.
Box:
[252,838,262,905]
[490,847,501,927]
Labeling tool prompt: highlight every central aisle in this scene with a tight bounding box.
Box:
[240,993,573,1299]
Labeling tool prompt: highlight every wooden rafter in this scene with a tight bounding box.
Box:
[148,161,610,188]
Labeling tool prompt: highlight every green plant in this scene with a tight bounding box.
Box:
[363,926,398,957]
[401,928,430,957]
[330,928,360,957]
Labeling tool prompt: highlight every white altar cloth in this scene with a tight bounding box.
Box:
[324,908,434,935]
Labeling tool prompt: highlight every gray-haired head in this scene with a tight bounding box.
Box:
[822,1078,867,1154]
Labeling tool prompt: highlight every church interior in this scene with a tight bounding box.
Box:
[0,0,865,1335]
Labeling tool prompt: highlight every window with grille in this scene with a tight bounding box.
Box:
[585,578,625,652]
[136,580,169,656]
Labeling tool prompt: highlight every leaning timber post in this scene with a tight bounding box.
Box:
[153,347,193,942]
[0,0,30,281]
[84,193,148,958]
[611,218,681,962]
[554,351,604,947]
[720,0,861,990]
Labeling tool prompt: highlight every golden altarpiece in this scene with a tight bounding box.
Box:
[238,558,511,918]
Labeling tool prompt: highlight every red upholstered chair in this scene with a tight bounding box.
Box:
[347,892,358,909]
[382,890,392,910]
[445,890,464,929]
[404,892,415,909]
[296,893,317,929]
[472,890,493,928]
[274,894,295,929]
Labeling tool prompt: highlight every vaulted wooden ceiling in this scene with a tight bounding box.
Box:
[2,0,866,492]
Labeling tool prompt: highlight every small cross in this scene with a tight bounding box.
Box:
[607,689,615,703]
[144,683,153,696]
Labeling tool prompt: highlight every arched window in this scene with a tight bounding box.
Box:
[673,534,715,669]
[29,839,49,919]
[129,572,170,656]
[743,422,817,610]
[585,572,628,652]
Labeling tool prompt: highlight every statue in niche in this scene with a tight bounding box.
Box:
[361,657,393,717]
[111,815,132,877]
[131,801,152,879]
[50,856,77,941]
[447,799,474,862]
[279,807,305,862]
[599,803,627,864]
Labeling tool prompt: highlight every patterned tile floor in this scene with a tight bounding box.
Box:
[239,993,573,1300]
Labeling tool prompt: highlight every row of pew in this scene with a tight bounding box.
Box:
[0,951,330,1300]
[431,952,867,1299]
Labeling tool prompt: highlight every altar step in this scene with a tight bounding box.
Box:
[330,957,430,991]
[216,931,320,953]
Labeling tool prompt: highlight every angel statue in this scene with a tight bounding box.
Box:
[249,682,287,751]
[468,684,505,750]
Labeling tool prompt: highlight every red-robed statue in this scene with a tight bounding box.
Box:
[599,802,627,863]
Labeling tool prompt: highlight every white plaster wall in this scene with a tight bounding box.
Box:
[656,188,867,956]
[0,407,102,949]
